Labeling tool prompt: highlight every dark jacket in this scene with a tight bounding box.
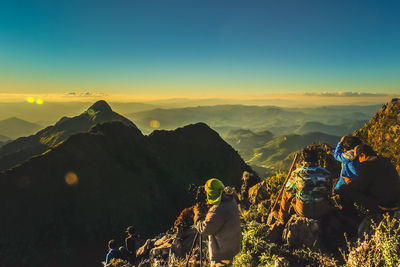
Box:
[125,236,136,263]
[195,194,242,261]
[338,156,400,210]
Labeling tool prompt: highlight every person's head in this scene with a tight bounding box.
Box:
[299,146,319,166]
[108,239,117,250]
[204,178,225,205]
[242,171,250,181]
[354,144,377,162]
[126,226,135,235]
[343,136,362,151]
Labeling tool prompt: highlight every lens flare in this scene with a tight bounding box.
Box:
[65,172,79,186]
[26,97,35,103]
[36,99,44,105]
[150,120,160,129]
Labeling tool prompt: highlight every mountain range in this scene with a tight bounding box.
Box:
[0,101,134,171]
[126,104,379,135]
[0,101,253,267]
[0,117,41,139]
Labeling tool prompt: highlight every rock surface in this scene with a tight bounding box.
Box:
[282,215,321,249]
[355,98,400,171]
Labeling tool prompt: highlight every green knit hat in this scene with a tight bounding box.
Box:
[205,178,225,205]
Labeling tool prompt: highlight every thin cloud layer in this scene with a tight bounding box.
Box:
[303,91,392,97]
[64,92,107,97]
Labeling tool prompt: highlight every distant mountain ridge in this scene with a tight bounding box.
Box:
[0,117,41,139]
[127,104,380,135]
[294,120,367,136]
[0,100,134,170]
[0,120,253,267]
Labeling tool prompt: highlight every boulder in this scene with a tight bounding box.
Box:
[136,238,156,259]
[150,234,175,259]
[282,215,321,249]
[248,181,269,204]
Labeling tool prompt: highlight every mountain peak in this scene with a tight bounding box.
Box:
[88,100,112,113]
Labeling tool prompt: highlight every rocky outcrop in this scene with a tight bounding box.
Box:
[248,180,269,205]
[282,215,321,250]
[355,98,400,172]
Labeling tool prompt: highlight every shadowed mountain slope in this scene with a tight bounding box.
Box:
[0,121,253,267]
[0,117,41,139]
[355,98,400,172]
[0,100,135,170]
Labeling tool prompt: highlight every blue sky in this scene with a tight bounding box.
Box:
[0,0,399,99]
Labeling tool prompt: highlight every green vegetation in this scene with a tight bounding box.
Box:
[355,98,400,171]
[343,215,400,267]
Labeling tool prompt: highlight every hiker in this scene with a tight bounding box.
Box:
[193,178,242,267]
[125,226,137,265]
[333,136,362,190]
[105,239,119,266]
[337,144,400,214]
[276,146,333,224]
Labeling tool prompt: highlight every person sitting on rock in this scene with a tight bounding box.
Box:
[337,144,400,214]
[105,239,119,266]
[125,226,137,265]
[277,146,333,224]
[193,178,242,267]
[333,136,362,190]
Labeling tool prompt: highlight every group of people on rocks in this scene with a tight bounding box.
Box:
[103,136,400,267]
[191,136,400,266]
[273,136,400,237]
[104,226,137,266]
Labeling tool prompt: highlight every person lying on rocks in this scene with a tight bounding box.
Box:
[275,146,334,225]
[193,178,242,267]
[333,136,362,191]
[337,144,400,215]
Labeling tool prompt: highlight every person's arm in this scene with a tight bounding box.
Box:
[195,205,225,236]
[333,139,348,163]
[105,251,111,265]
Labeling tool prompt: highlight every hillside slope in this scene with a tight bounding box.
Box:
[355,98,400,172]
[247,132,339,175]
[0,121,253,267]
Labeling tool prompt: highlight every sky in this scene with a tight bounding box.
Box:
[0,0,399,102]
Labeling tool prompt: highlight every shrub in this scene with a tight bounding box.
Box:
[233,221,277,267]
[343,215,400,267]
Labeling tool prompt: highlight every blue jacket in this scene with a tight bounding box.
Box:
[333,141,360,190]
[105,248,119,265]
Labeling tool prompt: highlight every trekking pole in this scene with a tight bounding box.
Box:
[185,231,199,267]
[199,233,202,267]
[267,153,299,217]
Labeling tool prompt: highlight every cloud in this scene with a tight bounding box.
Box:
[64,91,107,97]
[302,91,390,97]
